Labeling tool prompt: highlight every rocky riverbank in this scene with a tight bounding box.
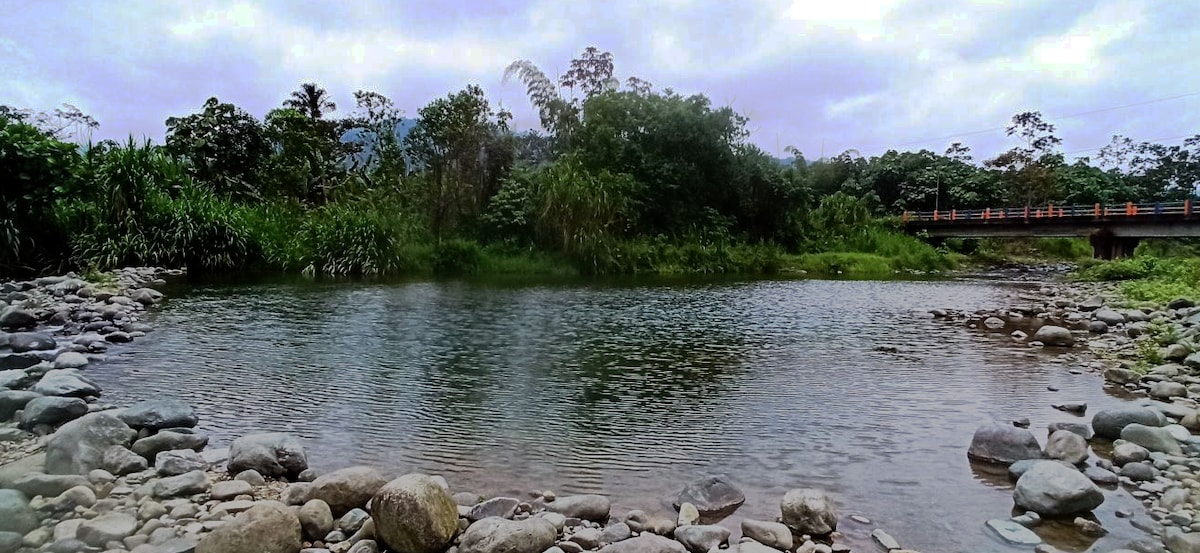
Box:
[934,275,1200,553]
[0,270,932,553]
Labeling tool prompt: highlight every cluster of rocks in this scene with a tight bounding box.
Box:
[941,278,1200,552]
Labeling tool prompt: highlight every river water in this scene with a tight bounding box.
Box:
[90,275,1150,552]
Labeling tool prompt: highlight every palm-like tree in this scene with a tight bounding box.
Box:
[284,82,336,119]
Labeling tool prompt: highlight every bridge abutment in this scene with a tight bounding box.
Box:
[1089,230,1140,259]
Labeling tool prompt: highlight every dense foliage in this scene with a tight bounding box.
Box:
[2,48,1197,277]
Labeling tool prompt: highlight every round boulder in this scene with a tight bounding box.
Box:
[117,399,198,431]
[310,466,389,516]
[673,475,745,519]
[45,412,135,475]
[1091,407,1166,440]
[196,501,301,553]
[967,422,1045,465]
[459,517,557,553]
[372,474,458,553]
[1044,430,1089,465]
[0,489,37,534]
[1013,461,1104,516]
[1032,325,1074,347]
[227,433,307,478]
[780,488,837,536]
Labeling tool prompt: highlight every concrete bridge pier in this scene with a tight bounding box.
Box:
[1089,229,1141,260]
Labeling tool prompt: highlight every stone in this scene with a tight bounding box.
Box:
[131,430,208,460]
[1083,466,1119,485]
[1092,407,1167,440]
[1162,487,1190,511]
[338,508,371,533]
[77,512,137,547]
[228,432,308,478]
[1047,421,1093,440]
[299,499,335,541]
[53,351,89,369]
[571,527,604,549]
[234,469,266,486]
[984,317,1005,329]
[674,524,730,553]
[1044,430,1089,465]
[11,472,90,498]
[211,479,253,500]
[673,475,746,518]
[153,470,209,497]
[8,332,55,352]
[677,502,700,526]
[0,489,37,534]
[102,446,148,475]
[196,501,302,553]
[0,390,40,419]
[967,422,1045,465]
[781,488,837,536]
[740,519,792,551]
[601,522,633,544]
[1112,442,1150,466]
[32,369,100,397]
[117,399,198,431]
[458,517,557,553]
[131,288,164,305]
[310,466,388,516]
[282,482,315,505]
[1032,325,1074,347]
[1166,527,1200,553]
[155,449,206,476]
[1013,461,1104,516]
[1073,517,1106,536]
[19,396,88,428]
[0,307,35,329]
[467,497,520,522]
[1088,321,1109,334]
[1169,298,1196,310]
[597,534,687,553]
[985,519,1042,546]
[1094,308,1125,326]
[1121,423,1183,454]
[1185,352,1200,370]
[1103,368,1139,385]
[45,412,135,474]
[1152,381,1189,400]
[547,494,611,522]
[870,529,902,550]
[1119,462,1156,481]
[371,474,458,553]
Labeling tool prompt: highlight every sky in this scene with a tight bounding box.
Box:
[3,0,1199,161]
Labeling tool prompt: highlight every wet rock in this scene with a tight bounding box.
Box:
[45,412,135,475]
[310,465,388,516]
[153,470,209,497]
[0,489,37,534]
[155,449,206,476]
[338,508,370,534]
[1073,517,1106,536]
[117,399,198,431]
[985,519,1042,546]
[372,474,458,553]
[781,488,837,536]
[228,432,308,478]
[870,529,901,550]
[0,389,39,419]
[547,494,611,522]
[967,422,1045,465]
[131,430,208,459]
[53,351,89,369]
[1088,321,1109,334]
[196,501,302,553]
[19,396,88,428]
[1051,402,1087,415]
[674,524,730,553]
[299,499,335,541]
[458,517,557,553]
[0,307,35,329]
[1092,407,1166,440]
[674,475,746,518]
[677,502,700,526]
[1047,421,1093,440]
[1032,325,1074,347]
[1014,462,1104,516]
[1103,368,1138,384]
[32,369,100,397]
[597,534,686,553]
[9,332,55,353]
[1044,430,1089,465]
[1093,308,1125,326]
[1121,423,1182,454]
[467,497,520,522]
[740,519,792,551]
[1083,466,1119,485]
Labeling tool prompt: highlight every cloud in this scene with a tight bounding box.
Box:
[0,0,1196,162]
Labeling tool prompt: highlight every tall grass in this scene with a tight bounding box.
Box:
[1074,255,1200,304]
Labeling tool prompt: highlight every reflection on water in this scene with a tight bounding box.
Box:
[93,276,1148,552]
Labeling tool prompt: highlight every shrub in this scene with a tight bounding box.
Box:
[432,239,483,275]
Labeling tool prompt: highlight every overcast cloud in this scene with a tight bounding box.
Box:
[4,0,1198,160]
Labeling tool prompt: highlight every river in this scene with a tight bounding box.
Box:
[89,275,1148,552]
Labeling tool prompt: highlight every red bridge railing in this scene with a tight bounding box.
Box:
[902,200,1194,224]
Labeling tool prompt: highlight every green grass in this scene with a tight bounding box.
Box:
[1073,255,1200,304]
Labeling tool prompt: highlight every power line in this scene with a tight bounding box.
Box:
[853,90,1200,155]
[1063,133,1196,156]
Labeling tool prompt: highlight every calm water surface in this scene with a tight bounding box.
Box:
[93,276,1149,552]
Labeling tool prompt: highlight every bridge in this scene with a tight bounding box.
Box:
[902,200,1199,259]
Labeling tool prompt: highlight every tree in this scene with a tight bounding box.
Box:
[1,103,98,142]
[284,82,337,120]
[560,46,617,98]
[985,111,1063,206]
[348,90,406,187]
[262,108,350,203]
[405,85,514,238]
[165,97,270,199]
[0,116,80,272]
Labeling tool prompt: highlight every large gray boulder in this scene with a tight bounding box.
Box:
[131,429,209,460]
[1093,308,1125,326]
[102,446,148,475]
[1185,352,1200,370]
[1013,461,1104,516]
[117,399,198,430]
[0,369,34,390]
[19,396,87,429]
[673,476,745,518]
[599,534,687,553]
[547,494,612,522]
[153,470,210,497]
[1044,430,1089,465]
[1091,407,1166,440]
[44,412,135,475]
[31,369,100,397]
[459,517,557,553]
[0,390,39,420]
[1032,325,1074,347]
[372,474,459,553]
[155,449,207,476]
[8,332,54,353]
[11,472,89,498]
[780,488,837,536]
[196,501,302,553]
[0,307,35,329]
[309,466,388,516]
[1121,423,1182,454]
[967,422,1045,465]
[0,489,38,534]
[227,433,308,478]
[740,519,792,551]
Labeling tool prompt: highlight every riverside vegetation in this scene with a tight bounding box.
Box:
[3,47,1198,278]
